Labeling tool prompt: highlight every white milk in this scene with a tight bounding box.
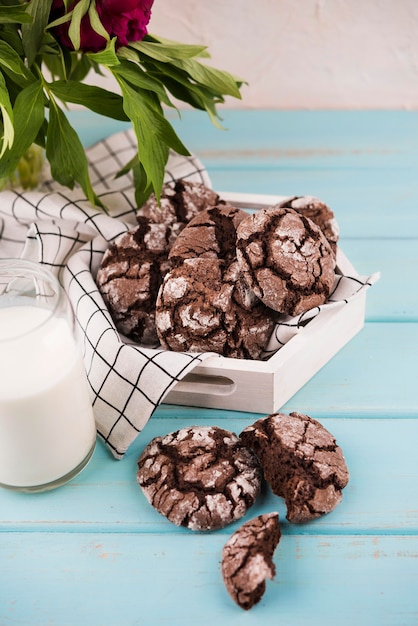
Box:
[0,305,96,488]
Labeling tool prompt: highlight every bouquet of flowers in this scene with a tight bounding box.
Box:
[0,0,243,206]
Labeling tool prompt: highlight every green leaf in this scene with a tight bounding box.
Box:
[22,0,53,66]
[68,0,90,51]
[42,47,69,81]
[0,4,32,24]
[146,61,214,107]
[130,40,243,108]
[43,45,93,83]
[114,153,138,179]
[112,60,173,107]
[146,34,210,59]
[49,80,128,121]
[0,39,35,87]
[0,23,24,55]
[86,37,119,66]
[0,71,14,158]
[132,159,153,207]
[122,79,188,157]
[151,72,225,128]
[67,53,93,81]
[34,117,48,149]
[46,10,73,30]
[0,79,44,178]
[143,60,229,127]
[171,58,242,99]
[46,99,99,207]
[87,1,109,43]
[115,46,139,64]
[116,76,190,201]
[131,38,209,61]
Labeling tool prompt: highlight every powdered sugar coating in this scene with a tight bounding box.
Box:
[276,195,339,254]
[139,179,220,226]
[136,426,262,531]
[168,203,248,266]
[96,218,175,344]
[236,207,336,315]
[221,512,281,610]
[240,412,349,523]
[155,258,276,359]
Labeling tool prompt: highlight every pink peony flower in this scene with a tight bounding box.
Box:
[51,0,154,52]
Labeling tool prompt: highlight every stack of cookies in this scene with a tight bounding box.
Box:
[96,180,339,359]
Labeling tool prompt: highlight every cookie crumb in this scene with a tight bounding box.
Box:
[221,512,281,610]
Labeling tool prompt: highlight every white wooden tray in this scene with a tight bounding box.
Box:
[164,192,368,414]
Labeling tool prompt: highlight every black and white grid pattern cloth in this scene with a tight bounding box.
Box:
[0,129,215,459]
[0,128,379,459]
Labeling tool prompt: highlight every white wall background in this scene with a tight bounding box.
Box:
[145,0,418,109]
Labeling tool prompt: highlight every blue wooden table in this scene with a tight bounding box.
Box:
[1,110,417,625]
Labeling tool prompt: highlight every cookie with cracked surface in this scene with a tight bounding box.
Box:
[96,217,175,345]
[168,203,248,266]
[139,179,220,226]
[221,512,281,610]
[275,195,339,255]
[136,426,262,531]
[240,412,349,523]
[155,257,276,359]
[236,207,336,316]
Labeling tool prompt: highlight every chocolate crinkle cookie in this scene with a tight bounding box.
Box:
[157,203,276,359]
[168,203,248,266]
[139,179,220,226]
[236,207,336,316]
[155,257,276,359]
[96,217,175,345]
[276,195,339,255]
[136,426,262,531]
[240,412,349,523]
[221,512,281,610]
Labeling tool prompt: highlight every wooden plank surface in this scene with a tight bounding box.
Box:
[2,533,417,626]
[340,238,418,322]
[0,416,417,534]
[65,110,418,238]
[1,110,417,625]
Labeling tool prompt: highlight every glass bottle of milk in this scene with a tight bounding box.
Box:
[0,259,96,491]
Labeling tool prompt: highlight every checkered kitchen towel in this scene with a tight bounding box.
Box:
[0,128,217,459]
[0,128,379,458]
